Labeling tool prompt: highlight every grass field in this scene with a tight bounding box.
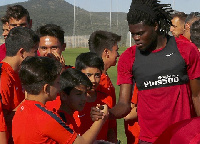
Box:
[62,47,128,143]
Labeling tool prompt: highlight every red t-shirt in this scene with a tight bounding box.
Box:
[12,100,77,144]
[0,43,6,62]
[117,37,200,143]
[97,73,116,107]
[154,117,200,144]
[0,62,25,111]
[96,73,117,133]
[0,101,6,132]
[57,110,81,134]
[178,35,190,42]
[77,91,113,141]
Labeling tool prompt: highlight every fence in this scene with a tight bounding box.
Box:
[0,34,134,48]
[65,35,90,48]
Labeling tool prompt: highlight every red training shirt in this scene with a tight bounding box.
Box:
[0,43,6,62]
[12,100,77,144]
[0,62,25,112]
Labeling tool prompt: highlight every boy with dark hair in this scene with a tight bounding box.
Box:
[181,12,200,41]
[58,68,92,133]
[6,5,32,29]
[91,0,200,143]
[12,56,108,144]
[37,24,73,110]
[0,4,32,62]
[75,52,117,143]
[88,30,120,141]
[36,24,66,58]
[190,19,200,51]
[0,26,39,142]
[0,15,9,61]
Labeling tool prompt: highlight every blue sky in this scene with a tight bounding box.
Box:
[0,0,199,14]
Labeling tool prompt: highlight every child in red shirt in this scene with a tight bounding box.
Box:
[57,68,93,133]
[75,52,117,143]
[0,27,39,143]
[12,56,108,144]
[89,31,121,139]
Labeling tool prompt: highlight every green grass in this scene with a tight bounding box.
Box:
[62,47,128,143]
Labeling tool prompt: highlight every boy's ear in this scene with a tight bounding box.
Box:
[43,84,50,96]
[28,19,32,29]
[17,48,25,59]
[62,43,66,51]
[103,48,109,58]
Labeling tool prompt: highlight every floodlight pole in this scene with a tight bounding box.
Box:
[73,0,76,48]
[173,0,175,9]
[110,0,112,30]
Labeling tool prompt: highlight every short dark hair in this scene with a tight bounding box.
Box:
[127,0,173,36]
[60,68,92,95]
[190,19,200,48]
[171,12,187,22]
[88,30,121,57]
[6,5,30,23]
[19,56,62,95]
[5,26,39,56]
[185,12,200,24]
[75,52,104,72]
[36,24,65,44]
[1,15,8,24]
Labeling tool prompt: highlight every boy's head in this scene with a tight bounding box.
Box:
[6,5,32,29]
[75,52,104,91]
[60,68,92,112]
[36,24,66,57]
[190,19,200,50]
[5,26,39,61]
[1,15,9,39]
[89,30,121,67]
[19,56,62,101]
[183,12,200,41]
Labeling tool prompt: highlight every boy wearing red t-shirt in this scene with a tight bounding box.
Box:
[57,68,92,133]
[75,52,117,143]
[12,56,108,144]
[0,27,39,143]
[88,30,121,141]
[37,24,74,111]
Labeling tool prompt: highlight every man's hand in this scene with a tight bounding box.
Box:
[90,104,108,121]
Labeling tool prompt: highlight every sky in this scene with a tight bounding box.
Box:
[0,0,199,14]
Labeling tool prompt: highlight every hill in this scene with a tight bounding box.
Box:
[0,0,129,46]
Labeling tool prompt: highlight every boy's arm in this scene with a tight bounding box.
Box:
[124,103,137,121]
[74,104,109,144]
[0,132,7,144]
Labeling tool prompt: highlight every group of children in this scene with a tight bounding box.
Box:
[0,4,125,143]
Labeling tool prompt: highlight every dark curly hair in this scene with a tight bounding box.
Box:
[127,0,173,36]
